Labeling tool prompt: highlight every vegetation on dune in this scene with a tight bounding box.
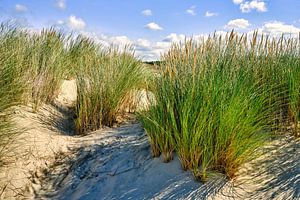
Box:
[139,32,300,181]
[0,22,299,184]
[72,36,149,134]
[0,25,27,165]
[29,29,70,110]
[0,23,149,143]
[0,24,71,110]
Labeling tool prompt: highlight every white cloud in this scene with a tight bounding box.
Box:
[226,18,251,29]
[233,0,268,13]
[163,33,186,43]
[79,32,159,60]
[137,39,151,48]
[240,0,267,13]
[55,0,66,10]
[233,0,267,13]
[257,21,300,36]
[57,20,64,25]
[68,15,86,30]
[205,11,218,17]
[79,32,184,60]
[80,32,132,48]
[233,0,244,4]
[80,32,190,61]
[186,6,196,16]
[112,36,132,47]
[15,4,28,12]
[145,22,163,31]
[141,9,152,16]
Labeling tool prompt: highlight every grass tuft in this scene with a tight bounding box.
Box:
[72,37,149,134]
[139,32,300,181]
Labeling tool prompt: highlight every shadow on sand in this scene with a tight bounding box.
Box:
[32,123,231,200]
[249,135,300,200]
[36,102,76,136]
[31,122,299,200]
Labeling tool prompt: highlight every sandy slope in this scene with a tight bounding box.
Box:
[0,80,299,200]
[33,123,299,200]
[0,80,78,199]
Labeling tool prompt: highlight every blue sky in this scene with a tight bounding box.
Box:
[0,0,300,60]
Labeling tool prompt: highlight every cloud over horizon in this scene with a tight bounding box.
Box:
[68,15,86,30]
[226,18,251,29]
[15,4,28,13]
[257,21,300,36]
[145,22,163,31]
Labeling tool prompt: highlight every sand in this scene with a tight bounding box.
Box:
[0,80,78,199]
[0,80,299,200]
[33,124,299,200]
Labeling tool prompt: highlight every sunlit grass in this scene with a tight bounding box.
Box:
[0,24,27,165]
[0,24,151,141]
[0,24,71,110]
[139,32,300,181]
[72,36,150,134]
[28,29,70,110]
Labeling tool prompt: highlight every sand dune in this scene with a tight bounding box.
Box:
[0,80,299,200]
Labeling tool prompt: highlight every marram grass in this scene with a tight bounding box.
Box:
[28,29,70,110]
[0,28,27,165]
[72,36,150,134]
[0,24,72,110]
[0,25,29,165]
[139,32,300,181]
[0,24,151,141]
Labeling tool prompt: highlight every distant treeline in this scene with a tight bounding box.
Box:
[143,61,163,66]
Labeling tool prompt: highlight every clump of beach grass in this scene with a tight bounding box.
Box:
[28,28,70,110]
[72,36,149,134]
[0,24,71,110]
[0,25,27,165]
[0,23,151,137]
[0,24,72,166]
[139,31,300,181]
